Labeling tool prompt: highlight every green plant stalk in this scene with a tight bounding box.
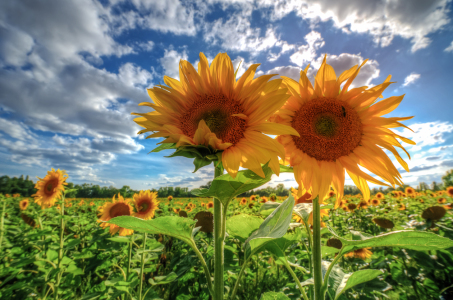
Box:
[0,198,6,255]
[213,164,225,300]
[283,261,309,300]
[127,233,134,279]
[230,253,252,300]
[138,233,147,300]
[54,196,66,300]
[312,196,324,300]
[189,241,214,295]
[320,249,343,297]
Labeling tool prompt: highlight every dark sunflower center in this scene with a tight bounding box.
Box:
[291,97,363,161]
[179,93,246,145]
[44,179,59,196]
[110,203,131,218]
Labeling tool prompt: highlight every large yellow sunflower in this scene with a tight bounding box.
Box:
[133,190,159,220]
[97,194,134,236]
[274,57,414,207]
[32,168,68,209]
[133,52,299,178]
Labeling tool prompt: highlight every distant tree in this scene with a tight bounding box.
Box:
[442,169,453,188]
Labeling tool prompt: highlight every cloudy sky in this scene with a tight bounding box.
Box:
[1,0,453,191]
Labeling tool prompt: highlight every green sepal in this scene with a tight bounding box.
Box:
[149,143,177,153]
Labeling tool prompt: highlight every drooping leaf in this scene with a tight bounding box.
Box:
[334,270,383,299]
[327,226,453,254]
[106,216,196,244]
[193,157,212,173]
[262,227,303,260]
[192,163,274,206]
[226,214,263,243]
[244,195,295,258]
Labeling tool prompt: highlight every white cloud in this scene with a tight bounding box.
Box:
[290,31,325,67]
[258,0,451,52]
[394,121,453,152]
[136,40,155,52]
[445,41,453,52]
[0,118,37,142]
[118,63,154,88]
[160,48,188,80]
[402,73,421,87]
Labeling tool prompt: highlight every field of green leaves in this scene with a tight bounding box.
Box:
[1,188,453,300]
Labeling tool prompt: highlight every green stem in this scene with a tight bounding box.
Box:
[283,261,309,300]
[0,197,6,255]
[189,241,214,295]
[139,233,147,300]
[213,164,225,300]
[127,233,134,279]
[320,251,344,296]
[312,196,324,300]
[54,196,66,300]
[230,254,252,300]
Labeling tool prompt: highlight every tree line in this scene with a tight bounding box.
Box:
[1,169,453,199]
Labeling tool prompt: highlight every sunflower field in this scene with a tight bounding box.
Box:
[2,53,453,300]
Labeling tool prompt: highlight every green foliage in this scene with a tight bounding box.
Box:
[442,169,453,187]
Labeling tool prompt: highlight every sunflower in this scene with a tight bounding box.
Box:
[250,195,257,202]
[167,195,173,201]
[201,202,206,207]
[444,204,452,210]
[133,52,299,178]
[260,196,268,203]
[90,202,95,206]
[341,206,349,212]
[13,193,20,198]
[19,199,29,210]
[269,193,277,201]
[446,187,453,197]
[294,209,329,228]
[78,200,84,206]
[188,202,194,207]
[405,187,415,196]
[397,203,406,210]
[371,198,380,206]
[347,203,357,211]
[273,57,413,207]
[345,248,373,260]
[5,194,11,198]
[133,190,159,220]
[206,201,214,209]
[240,198,247,205]
[327,191,335,198]
[32,168,68,209]
[375,192,385,200]
[358,201,368,209]
[97,194,134,236]
[437,197,447,204]
[420,199,424,203]
[173,207,181,213]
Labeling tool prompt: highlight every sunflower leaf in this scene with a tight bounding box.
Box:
[191,162,274,206]
[279,165,293,173]
[150,143,177,153]
[259,291,291,300]
[326,226,453,254]
[106,216,196,244]
[193,157,212,173]
[243,195,295,259]
[226,214,263,243]
[334,270,383,300]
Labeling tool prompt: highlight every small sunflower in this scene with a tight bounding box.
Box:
[371,198,380,206]
[250,195,257,202]
[201,202,206,207]
[446,187,453,197]
[133,52,299,178]
[97,194,134,236]
[358,201,368,209]
[375,192,385,200]
[13,193,20,198]
[405,187,415,196]
[19,199,29,210]
[274,56,413,207]
[398,203,406,210]
[345,248,373,260]
[269,194,277,201]
[167,195,173,201]
[327,191,335,198]
[260,196,268,203]
[90,202,95,206]
[206,201,214,209]
[5,194,11,198]
[133,190,160,220]
[347,203,357,211]
[444,204,452,210]
[437,197,447,204]
[32,168,68,209]
[420,199,424,203]
[341,205,349,212]
[240,198,247,205]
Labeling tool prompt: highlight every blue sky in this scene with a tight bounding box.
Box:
[1,0,453,191]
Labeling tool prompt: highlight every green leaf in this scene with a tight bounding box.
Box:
[149,272,178,285]
[279,165,293,173]
[334,270,383,299]
[328,228,453,254]
[65,238,81,250]
[259,291,291,300]
[46,249,58,262]
[322,246,340,258]
[226,214,263,243]
[64,189,79,195]
[294,203,313,223]
[105,216,196,244]
[193,157,212,173]
[150,143,176,153]
[259,201,281,212]
[262,227,303,260]
[192,162,274,206]
[244,195,295,258]
[107,236,131,243]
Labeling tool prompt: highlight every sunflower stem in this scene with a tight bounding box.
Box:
[139,233,147,300]
[312,196,324,300]
[213,164,225,300]
[127,233,134,279]
[320,249,344,297]
[283,261,309,300]
[55,195,66,300]
[0,197,6,255]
